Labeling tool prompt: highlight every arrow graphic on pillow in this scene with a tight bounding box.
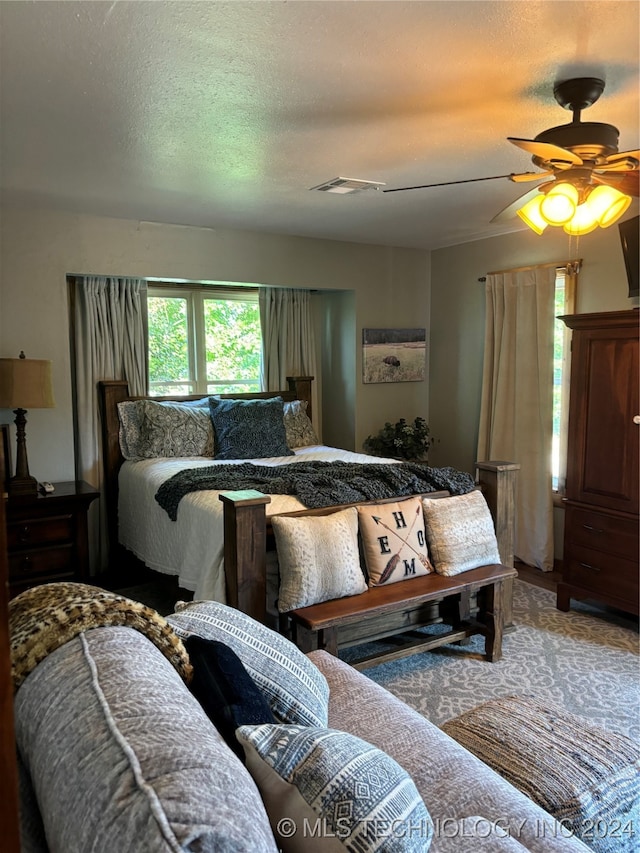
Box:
[372,504,433,584]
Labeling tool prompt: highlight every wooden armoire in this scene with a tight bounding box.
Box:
[557,309,639,616]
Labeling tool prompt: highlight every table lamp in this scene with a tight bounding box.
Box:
[0,352,55,498]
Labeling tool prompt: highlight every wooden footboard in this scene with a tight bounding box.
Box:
[221,461,519,627]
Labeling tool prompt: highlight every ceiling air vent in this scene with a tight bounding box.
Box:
[310,177,386,194]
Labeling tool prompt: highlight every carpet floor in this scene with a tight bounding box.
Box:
[115,577,639,739]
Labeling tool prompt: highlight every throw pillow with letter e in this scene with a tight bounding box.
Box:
[358,496,433,587]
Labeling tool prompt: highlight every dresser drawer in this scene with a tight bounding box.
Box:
[565,543,638,602]
[7,514,74,550]
[9,545,74,580]
[565,507,638,561]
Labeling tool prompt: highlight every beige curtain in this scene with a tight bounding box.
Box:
[477,267,556,571]
[72,276,147,573]
[259,287,318,429]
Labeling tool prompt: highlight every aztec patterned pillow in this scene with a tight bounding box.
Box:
[421,490,501,576]
[209,396,294,459]
[358,497,433,587]
[166,600,329,727]
[272,507,367,612]
[236,723,433,853]
[118,399,214,459]
[283,399,319,448]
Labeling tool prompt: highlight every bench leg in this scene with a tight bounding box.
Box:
[318,627,339,657]
[482,580,505,662]
[291,624,319,653]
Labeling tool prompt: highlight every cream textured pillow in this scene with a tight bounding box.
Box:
[421,490,501,576]
[272,507,367,612]
[358,497,433,586]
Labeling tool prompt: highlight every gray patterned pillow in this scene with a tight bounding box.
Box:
[236,723,433,852]
[272,507,367,612]
[283,400,319,448]
[209,397,294,460]
[421,490,501,576]
[166,600,329,727]
[118,399,214,459]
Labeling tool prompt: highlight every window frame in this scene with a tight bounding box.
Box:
[552,269,577,496]
[147,283,261,396]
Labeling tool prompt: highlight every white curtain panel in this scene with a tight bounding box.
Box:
[477,267,556,571]
[259,287,318,429]
[73,276,147,572]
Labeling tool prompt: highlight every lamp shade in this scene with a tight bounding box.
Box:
[0,357,55,409]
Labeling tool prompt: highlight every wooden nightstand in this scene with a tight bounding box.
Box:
[6,481,99,598]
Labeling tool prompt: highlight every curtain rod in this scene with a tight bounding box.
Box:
[478,259,582,282]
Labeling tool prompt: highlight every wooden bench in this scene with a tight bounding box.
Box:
[282,563,517,670]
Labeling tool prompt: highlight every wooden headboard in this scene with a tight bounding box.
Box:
[98,375,314,559]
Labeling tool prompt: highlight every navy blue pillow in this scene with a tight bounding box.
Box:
[184,635,275,760]
[208,397,293,460]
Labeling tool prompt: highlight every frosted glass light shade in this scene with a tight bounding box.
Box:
[539,182,579,225]
[563,203,599,236]
[516,194,548,235]
[584,185,632,228]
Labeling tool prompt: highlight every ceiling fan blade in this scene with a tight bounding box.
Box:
[383,174,516,193]
[507,137,584,166]
[509,171,554,182]
[600,150,640,172]
[490,186,545,224]
[592,171,640,197]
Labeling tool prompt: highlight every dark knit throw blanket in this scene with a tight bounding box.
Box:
[155,461,476,521]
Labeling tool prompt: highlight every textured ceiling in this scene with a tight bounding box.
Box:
[1,1,638,250]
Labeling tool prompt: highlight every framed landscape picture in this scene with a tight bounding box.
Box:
[362,328,426,383]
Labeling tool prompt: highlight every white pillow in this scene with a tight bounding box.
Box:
[421,491,501,576]
[271,507,367,613]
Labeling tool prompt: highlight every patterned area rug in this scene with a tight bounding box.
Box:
[352,579,639,739]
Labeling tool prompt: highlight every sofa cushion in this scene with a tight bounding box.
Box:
[271,507,367,612]
[421,490,501,576]
[14,626,278,853]
[184,635,276,761]
[236,723,433,852]
[167,600,329,727]
[358,497,433,586]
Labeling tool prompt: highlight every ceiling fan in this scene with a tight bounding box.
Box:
[384,78,639,235]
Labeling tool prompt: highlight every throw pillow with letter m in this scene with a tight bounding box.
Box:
[358,496,433,587]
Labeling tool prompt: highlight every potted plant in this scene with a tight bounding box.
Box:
[363,417,433,462]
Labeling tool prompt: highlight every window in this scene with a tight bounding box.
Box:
[147,286,262,395]
[552,269,576,492]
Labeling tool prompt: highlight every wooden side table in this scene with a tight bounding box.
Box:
[7,481,99,598]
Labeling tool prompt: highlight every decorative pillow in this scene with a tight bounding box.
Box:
[166,600,329,727]
[209,397,294,460]
[15,627,278,853]
[236,724,433,853]
[283,399,319,448]
[184,635,275,761]
[118,398,214,459]
[421,490,501,576]
[358,497,433,587]
[272,507,367,613]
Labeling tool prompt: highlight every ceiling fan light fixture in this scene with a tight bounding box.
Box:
[583,184,632,227]
[563,203,599,236]
[539,182,579,225]
[516,195,548,234]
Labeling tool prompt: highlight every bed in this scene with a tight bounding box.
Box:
[100,378,518,626]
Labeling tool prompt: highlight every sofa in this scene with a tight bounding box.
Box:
[11,587,592,853]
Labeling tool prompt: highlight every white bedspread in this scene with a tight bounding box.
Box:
[118,445,398,601]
